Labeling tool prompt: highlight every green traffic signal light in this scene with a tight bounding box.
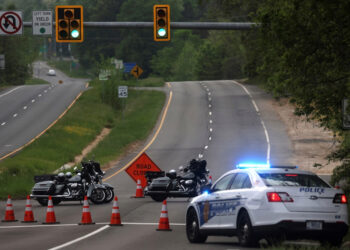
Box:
[71,30,79,38]
[157,28,166,37]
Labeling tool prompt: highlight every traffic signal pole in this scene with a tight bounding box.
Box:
[23,21,258,30]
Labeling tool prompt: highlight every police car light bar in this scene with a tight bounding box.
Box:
[270,165,298,169]
[236,163,270,169]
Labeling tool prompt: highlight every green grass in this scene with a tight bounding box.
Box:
[48,60,90,78]
[25,77,50,85]
[122,77,165,87]
[0,78,165,199]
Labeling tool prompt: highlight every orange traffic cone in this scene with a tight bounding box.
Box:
[79,196,95,225]
[22,195,37,223]
[110,196,123,226]
[2,195,17,222]
[42,196,59,224]
[133,179,144,198]
[156,199,172,231]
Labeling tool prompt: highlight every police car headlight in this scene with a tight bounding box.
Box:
[185,180,193,185]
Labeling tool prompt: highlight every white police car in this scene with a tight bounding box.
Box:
[186,164,348,247]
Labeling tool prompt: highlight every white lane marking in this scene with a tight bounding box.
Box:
[38,94,42,97]
[32,99,35,103]
[204,145,209,149]
[209,120,213,124]
[13,114,17,118]
[23,106,27,110]
[0,222,186,230]
[209,112,212,116]
[48,225,110,250]
[208,97,212,101]
[208,92,211,96]
[45,90,48,93]
[210,128,213,132]
[209,104,212,108]
[209,137,212,141]
[1,122,5,126]
[233,80,271,164]
[0,86,23,98]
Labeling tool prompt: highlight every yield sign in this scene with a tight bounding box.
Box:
[0,11,23,35]
[126,152,161,188]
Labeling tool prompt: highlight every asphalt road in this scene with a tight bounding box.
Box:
[0,80,297,250]
[0,61,87,159]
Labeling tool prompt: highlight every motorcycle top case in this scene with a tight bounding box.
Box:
[32,181,56,195]
[148,177,171,191]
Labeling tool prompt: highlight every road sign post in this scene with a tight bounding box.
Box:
[32,11,52,35]
[0,11,23,35]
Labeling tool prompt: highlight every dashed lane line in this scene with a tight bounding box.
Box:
[1,122,5,126]
[31,99,35,103]
[232,80,271,164]
[13,114,17,118]
[23,106,27,110]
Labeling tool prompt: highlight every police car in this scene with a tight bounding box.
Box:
[186,164,348,247]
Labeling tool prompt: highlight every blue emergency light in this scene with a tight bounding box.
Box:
[236,163,270,169]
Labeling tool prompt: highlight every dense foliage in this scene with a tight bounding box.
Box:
[1,0,350,187]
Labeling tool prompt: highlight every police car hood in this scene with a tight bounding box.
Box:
[273,186,342,213]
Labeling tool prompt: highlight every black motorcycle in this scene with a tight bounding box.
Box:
[144,159,211,202]
[31,161,113,206]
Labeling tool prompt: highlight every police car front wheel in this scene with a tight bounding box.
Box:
[186,208,207,243]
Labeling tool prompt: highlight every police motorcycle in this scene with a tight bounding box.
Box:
[31,160,113,206]
[144,159,211,202]
[89,160,114,203]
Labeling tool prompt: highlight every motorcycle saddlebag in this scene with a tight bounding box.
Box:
[32,181,56,195]
[148,177,170,191]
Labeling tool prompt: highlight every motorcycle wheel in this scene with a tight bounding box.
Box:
[90,188,106,204]
[150,194,167,202]
[104,188,114,203]
[37,198,48,206]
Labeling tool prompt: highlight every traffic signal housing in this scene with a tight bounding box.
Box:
[56,5,83,43]
[153,5,170,41]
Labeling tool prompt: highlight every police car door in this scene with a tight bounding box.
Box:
[218,172,252,229]
[199,173,235,229]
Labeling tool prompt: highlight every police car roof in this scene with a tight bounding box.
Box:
[233,165,316,175]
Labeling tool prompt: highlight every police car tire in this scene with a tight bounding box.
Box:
[186,208,207,243]
[237,211,258,247]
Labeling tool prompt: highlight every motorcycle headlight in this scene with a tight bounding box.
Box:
[185,180,193,185]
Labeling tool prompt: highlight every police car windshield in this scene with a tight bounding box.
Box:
[258,173,330,187]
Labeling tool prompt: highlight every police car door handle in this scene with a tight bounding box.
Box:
[235,194,242,198]
[215,195,220,199]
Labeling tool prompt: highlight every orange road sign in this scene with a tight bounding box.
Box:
[125,152,161,188]
[130,65,143,79]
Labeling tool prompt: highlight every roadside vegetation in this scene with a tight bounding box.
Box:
[0,77,165,198]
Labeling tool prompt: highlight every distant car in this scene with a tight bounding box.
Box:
[47,69,56,76]
[186,164,348,247]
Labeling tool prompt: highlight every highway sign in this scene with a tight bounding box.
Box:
[32,11,52,35]
[0,55,4,69]
[125,152,161,188]
[0,11,23,35]
[123,62,136,73]
[131,65,143,79]
[118,86,128,98]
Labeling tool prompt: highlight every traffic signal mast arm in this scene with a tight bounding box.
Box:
[24,21,257,30]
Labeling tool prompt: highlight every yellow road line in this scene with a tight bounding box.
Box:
[104,85,173,181]
[0,86,87,162]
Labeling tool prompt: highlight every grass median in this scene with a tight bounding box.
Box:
[0,78,166,199]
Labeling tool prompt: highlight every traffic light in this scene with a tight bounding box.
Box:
[56,5,83,43]
[153,5,170,41]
